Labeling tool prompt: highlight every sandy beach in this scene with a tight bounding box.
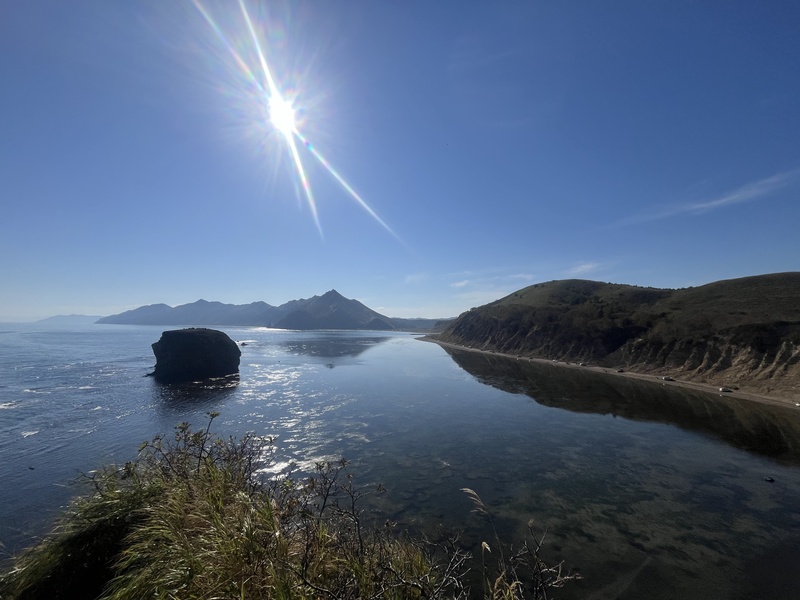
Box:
[421,336,800,411]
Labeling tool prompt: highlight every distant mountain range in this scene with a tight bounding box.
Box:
[96,290,451,332]
[36,314,103,325]
[438,272,800,398]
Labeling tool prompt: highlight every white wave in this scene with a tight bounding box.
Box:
[257,460,295,475]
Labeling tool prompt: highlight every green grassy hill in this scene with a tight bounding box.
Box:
[439,273,800,397]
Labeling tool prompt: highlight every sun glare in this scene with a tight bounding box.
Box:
[269,95,295,137]
[192,0,400,242]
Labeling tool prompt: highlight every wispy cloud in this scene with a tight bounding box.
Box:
[683,168,799,214]
[445,270,542,308]
[617,168,800,226]
[567,262,603,276]
[453,289,512,309]
[404,272,428,285]
[448,272,538,291]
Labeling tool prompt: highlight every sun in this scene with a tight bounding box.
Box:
[269,95,296,137]
[192,0,400,241]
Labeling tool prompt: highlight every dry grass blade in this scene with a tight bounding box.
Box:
[461,487,489,516]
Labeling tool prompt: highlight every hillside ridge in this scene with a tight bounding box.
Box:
[438,273,800,399]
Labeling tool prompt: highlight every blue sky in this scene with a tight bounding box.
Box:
[1,1,798,321]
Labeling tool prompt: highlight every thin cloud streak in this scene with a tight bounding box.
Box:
[404,273,428,285]
[685,168,799,214]
[446,271,543,310]
[567,262,603,276]
[617,168,800,227]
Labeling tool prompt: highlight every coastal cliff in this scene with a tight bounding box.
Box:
[438,273,800,398]
[611,327,800,396]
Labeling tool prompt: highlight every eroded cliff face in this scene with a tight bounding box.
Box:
[439,311,800,398]
[439,308,641,362]
[612,334,800,397]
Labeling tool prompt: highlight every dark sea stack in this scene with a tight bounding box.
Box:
[151,328,241,384]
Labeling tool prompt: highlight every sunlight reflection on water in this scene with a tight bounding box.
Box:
[2,327,800,598]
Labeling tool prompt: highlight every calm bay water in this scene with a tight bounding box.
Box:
[2,323,800,599]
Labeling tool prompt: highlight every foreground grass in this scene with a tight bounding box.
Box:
[1,414,577,599]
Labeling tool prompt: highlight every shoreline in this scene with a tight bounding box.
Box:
[420,336,799,411]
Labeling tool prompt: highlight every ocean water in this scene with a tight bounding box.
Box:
[2,323,800,599]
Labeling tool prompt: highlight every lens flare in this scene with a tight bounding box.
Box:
[191,0,399,242]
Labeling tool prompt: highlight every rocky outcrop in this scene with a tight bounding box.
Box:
[151,328,241,384]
